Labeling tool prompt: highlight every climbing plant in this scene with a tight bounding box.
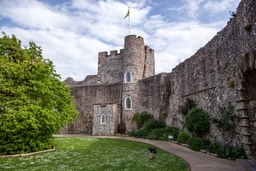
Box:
[132,111,153,128]
[211,104,236,140]
[178,98,197,116]
[244,24,252,32]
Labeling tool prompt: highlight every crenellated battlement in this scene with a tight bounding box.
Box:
[98,49,124,58]
[145,46,154,54]
[97,34,154,84]
[126,35,144,41]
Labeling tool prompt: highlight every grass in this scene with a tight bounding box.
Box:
[0,137,189,171]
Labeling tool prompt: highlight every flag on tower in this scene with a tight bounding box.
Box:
[124,7,130,19]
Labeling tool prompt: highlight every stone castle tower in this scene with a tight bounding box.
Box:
[64,35,155,135]
[97,35,154,84]
[64,0,256,157]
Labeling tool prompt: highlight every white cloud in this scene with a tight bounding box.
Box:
[184,0,205,19]
[168,0,205,21]
[203,0,239,14]
[0,0,240,80]
[0,0,71,30]
[145,20,222,74]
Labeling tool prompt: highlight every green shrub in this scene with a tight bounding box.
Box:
[217,144,247,159]
[163,126,180,141]
[207,139,220,154]
[178,98,197,116]
[128,125,180,141]
[129,129,150,138]
[132,111,153,128]
[149,126,180,141]
[128,130,136,137]
[177,131,190,144]
[185,107,210,137]
[146,128,163,140]
[187,137,204,151]
[233,146,247,159]
[144,119,166,130]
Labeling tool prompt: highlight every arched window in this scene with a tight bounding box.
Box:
[125,71,131,83]
[100,114,106,124]
[125,97,132,110]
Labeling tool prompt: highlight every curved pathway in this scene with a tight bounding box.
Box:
[54,134,246,171]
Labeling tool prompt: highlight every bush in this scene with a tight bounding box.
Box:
[128,129,150,138]
[132,111,153,128]
[187,137,204,151]
[144,119,166,130]
[207,139,220,154]
[177,131,190,144]
[146,129,163,140]
[128,124,180,141]
[178,98,197,116]
[145,127,180,141]
[217,144,247,159]
[163,126,180,141]
[128,130,136,137]
[185,107,210,137]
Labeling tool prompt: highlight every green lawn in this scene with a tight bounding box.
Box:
[0,137,189,171]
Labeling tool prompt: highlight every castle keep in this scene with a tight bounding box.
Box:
[64,0,256,156]
[64,35,156,136]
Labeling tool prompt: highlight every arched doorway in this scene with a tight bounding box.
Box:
[237,50,256,157]
[244,69,256,156]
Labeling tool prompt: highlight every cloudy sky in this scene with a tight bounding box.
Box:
[0,0,240,81]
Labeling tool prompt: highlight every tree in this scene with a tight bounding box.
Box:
[0,33,78,155]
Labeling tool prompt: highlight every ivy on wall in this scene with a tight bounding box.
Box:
[211,103,236,140]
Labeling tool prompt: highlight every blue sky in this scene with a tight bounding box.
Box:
[0,0,240,81]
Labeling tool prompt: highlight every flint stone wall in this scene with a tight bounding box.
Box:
[60,83,121,134]
[165,0,256,153]
[92,104,121,136]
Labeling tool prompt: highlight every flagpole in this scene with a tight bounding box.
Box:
[129,7,130,35]
[124,7,130,35]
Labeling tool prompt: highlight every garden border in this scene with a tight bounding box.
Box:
[0,148,55,158]
[171,141,218,157]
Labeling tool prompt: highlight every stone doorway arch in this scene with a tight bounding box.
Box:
[236,50,256,157]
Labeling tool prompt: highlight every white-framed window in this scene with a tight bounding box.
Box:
[100,114,106,124]
[125,71,131,83]
[125,97,132,110]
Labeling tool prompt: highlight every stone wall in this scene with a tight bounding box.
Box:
[165,0,256,155]
[61,83,121,134]
[98,50,124,84]
[92,104,121,136]
[65,75,98,86]
[136,73,170,121]
[143,46,155,78]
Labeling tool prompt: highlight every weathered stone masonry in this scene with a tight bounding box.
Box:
[64,35,155,135]
[64,0,256,156]
[63,83,122,134]
[166,0,256,156]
